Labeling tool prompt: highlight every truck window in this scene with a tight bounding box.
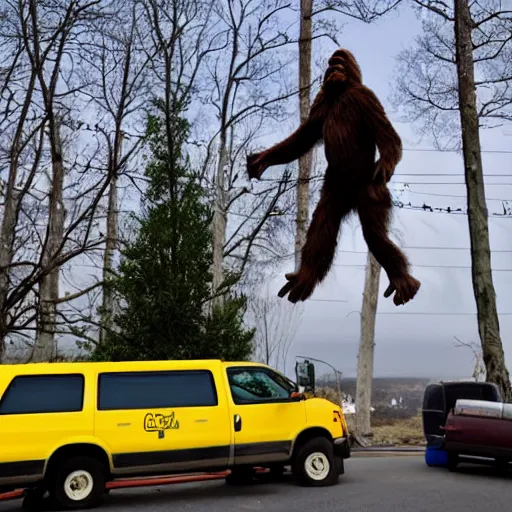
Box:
[97,370,218,410]
[0,374,84,415]
[227,368,293,404]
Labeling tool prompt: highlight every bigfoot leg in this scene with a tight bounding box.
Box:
[357,183,421,306]
[278,182,354,303]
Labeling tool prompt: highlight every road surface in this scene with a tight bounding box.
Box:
[2,456,511,512]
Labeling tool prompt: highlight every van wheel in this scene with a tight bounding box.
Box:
[49,456,105,510]
[292,437,338,487]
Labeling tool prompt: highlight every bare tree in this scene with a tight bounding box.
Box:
[249,287,303,373]
[201,0,301,306]
[77,1,152,344]
[33,0,222,352]
[0,0,122,359]
[392,0,512,400]
[393,0,512,147]
[0,28,41,357]
[454,336,486,382]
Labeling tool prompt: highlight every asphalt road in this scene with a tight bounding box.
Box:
[2,456,512,512]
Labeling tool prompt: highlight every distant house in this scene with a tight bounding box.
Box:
[342,400,374,415]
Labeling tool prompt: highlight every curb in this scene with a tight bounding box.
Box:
[352,451,423,458]
[352,447,425,453]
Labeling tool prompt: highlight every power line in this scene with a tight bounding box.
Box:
[338,246,512,253]
[308,299,512,316]
[231,200,512,219]
[308,298,348,303]
[333,263,512,271]
[392,181,512,186]
[392,203,512,217]
[403,147,512,155]
[376,312,512,315]
[391,189,512,202]
[395,173,512,177]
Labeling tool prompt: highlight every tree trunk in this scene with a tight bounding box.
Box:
[0,184,20,360]
[0,71,37,359]
[31,115,65,362]
[454,0,511,401]
[295,0,313,269]
[100,133,123,344]
[212,141,228,309]
[355,251,381,436]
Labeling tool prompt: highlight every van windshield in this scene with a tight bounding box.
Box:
[227,367,296,403]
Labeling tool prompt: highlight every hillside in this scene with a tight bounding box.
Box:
[341,377,431,411]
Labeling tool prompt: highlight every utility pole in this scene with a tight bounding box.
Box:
[355,251,381,437]
[295,0,313,269]
[454,0,511,401]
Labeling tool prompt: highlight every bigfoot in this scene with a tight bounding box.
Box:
[247,48,421,306]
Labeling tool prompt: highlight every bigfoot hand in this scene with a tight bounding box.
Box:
[383,276,421,306]
[277,271,316,303]
[247,152,268,180]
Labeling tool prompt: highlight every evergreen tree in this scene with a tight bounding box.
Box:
[94,100,254,361]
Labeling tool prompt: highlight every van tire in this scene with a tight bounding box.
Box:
[292,437,338,487]
[49,456,106,510]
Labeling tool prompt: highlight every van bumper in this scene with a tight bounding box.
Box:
[333,436,351,459]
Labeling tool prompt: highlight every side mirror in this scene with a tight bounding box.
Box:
[290,391,305,401]
[295,360,315,393]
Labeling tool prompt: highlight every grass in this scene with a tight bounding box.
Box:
[314,387,425,447]
[367,415,425,446]
[344,413,425,446]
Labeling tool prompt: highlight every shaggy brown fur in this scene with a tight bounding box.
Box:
[247,48,421,306]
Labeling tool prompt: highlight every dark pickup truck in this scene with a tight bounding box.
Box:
[442,399,512,470]
[422,380,503,469]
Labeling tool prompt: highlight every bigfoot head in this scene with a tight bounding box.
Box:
[323,48,362,89]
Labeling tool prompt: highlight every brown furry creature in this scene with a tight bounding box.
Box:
[247,48,421,306]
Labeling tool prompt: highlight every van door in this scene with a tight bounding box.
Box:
[94,369,231,477]
[225,366,306,466]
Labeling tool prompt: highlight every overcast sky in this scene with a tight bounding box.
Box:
[268,4,512,381]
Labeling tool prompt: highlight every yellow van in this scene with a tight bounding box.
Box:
[0,359,350,509]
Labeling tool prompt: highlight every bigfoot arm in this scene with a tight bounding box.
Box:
[247,92,326,180]
[355,86,402,182]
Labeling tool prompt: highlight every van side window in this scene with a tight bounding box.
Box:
[0,374,84,415]
[97,370,218,410]
[227,368,293,405]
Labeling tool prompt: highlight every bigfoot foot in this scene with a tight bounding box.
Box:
[277,271,317,303]
[383,275,421,306]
